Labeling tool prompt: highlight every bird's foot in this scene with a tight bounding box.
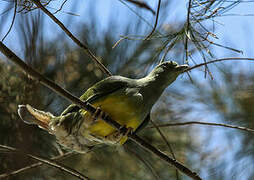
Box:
[104,126,133,145]
[120,125,133,137]
[90,107,107,125]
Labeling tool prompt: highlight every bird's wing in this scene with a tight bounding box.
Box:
[61,76,130,115]
[135,113,150,133]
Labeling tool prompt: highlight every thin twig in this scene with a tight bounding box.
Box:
[184,0,195,83]
[0,41,202,180]
[150,120,180,180]
[146,121,254,133]
[118,0,159,31]
[145,0,161,40]
[129,134,201,180]
[159,36,180,63]
[31,0,112,76]
[184,0,192,63]
[124,145,160,180]
[125,0,155,15]
[112,37,127,49]
[184,57,254,73]
[0,151,75,179]
[2,0,17,41]
[0,145,89,180]
[53,0,68,14]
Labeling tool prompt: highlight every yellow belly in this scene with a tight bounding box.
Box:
[80,93,143,144]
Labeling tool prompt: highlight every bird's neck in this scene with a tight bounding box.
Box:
[137,70,176,111]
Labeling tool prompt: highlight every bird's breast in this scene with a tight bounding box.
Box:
[79,88,145,143]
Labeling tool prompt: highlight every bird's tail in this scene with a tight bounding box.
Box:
[18,104,55,131]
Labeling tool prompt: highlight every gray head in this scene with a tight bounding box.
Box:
[148,61,188,83]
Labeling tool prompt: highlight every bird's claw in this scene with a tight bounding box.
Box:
[103,125,133,144]
[120,125,133,136]
[91,107,107,124]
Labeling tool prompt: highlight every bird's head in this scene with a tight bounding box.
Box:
[141,61,188,90]
[138,61,188,111]
[149,61,188,80]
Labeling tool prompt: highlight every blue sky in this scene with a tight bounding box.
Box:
[1,0,254,59]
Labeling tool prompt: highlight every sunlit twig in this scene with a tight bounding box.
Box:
[184,0,192,63]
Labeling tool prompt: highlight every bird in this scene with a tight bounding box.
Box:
[18,61,188,153]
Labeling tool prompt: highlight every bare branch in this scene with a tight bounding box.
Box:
[118,0,158,30]
[184,0,192,63]
[124,145,160,180]
[0,151,75,179]
[125,0,155,15]
[0,41,202,180]
[130,134,201,179]
[31,0,112,76]
[52,0,68,14]
[112,37,127,49]
[159,36,180,63]
[146,121,254,133]
[2,0,17,41]
[150,120,180,180]
[0,145,89,180]
[145,0,161,40]
[184,57,254,73]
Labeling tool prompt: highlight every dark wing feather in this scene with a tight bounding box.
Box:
[61,76,129,115]
[134,113,150,133]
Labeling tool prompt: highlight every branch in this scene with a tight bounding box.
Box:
[159,36,180,63]
[124,145,160,180]
[146,121,254,133]
[129,135,201,179]
[0,151,75,179]
[52,0,68,14]
[125,0,155,15]
[184,0,192,62]
[118,0,159,31]
[145,0,161,40]
[31,0,112,76]
[0,145,89,180]
[183,57,254,73]
[150,120,180,180]
[0,41,202,180]
[2,0,17,41]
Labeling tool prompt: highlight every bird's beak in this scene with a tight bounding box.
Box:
[176,64,189,72]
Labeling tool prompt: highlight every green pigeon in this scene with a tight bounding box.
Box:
[18,61,188,153]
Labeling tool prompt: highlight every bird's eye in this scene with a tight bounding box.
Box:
[159,61,178,69]
[169,61,178,67]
